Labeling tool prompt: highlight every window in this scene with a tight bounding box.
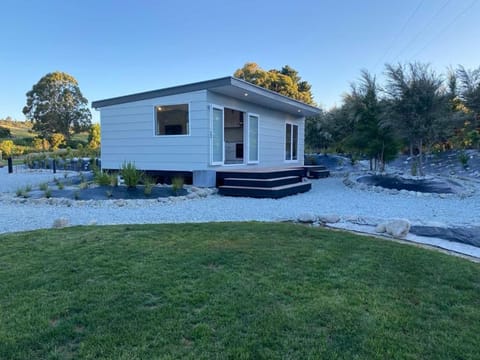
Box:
[285,123,298,161]
[155,104,189,136]
[248,114,259,163]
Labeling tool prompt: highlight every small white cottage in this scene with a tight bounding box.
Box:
[92,77,322,195]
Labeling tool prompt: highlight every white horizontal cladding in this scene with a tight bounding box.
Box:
[206,92,305,167]
[100,90,211,171]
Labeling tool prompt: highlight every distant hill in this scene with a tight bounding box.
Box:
[0,119,35,139]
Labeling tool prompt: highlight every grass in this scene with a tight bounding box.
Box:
[0,222,479,359]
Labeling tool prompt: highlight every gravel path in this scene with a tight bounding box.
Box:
[1,168,479,235]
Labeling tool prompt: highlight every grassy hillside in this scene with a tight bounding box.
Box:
[0,223,479,359]
[0,119,35,139]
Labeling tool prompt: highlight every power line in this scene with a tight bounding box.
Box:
[372,0,425,72]
[392,0,451,61]
[409,0,478,60]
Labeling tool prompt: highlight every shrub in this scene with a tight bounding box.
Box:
[171,176,184,195]
[94,170,112,186]
[0,126,11,138]
[39,183,48,191]
[121,161,141,188]
[459,151,469,169]
[16,187,29,198]
[0,140,15,157]
[143,175,155,196]
[44,189,52,198]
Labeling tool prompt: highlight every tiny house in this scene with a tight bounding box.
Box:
[92,77,323,196]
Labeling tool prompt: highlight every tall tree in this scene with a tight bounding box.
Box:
[384,63,444,175]
[344,70,397,171]
[234,62,315,105]
[456,65,480,147]
[23,72,92,140]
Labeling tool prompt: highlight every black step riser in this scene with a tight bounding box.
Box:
[309,170,330,179]
[219,183,311,199]
[224,177,300,188]
[217,169,304,181]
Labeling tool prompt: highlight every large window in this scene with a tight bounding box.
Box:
[285,123,298,161]
[155,104,189,136]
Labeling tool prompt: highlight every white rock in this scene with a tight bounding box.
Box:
[319,214,340,224]
[298,213,317,223]
[376,219,410,238]
[52,218,69,229]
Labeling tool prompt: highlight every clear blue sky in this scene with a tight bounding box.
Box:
[1,0,479,122]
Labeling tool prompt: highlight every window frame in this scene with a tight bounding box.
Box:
[285,122,299,162]
[153,103,191,137]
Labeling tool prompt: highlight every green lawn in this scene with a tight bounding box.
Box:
[0,223,479,359]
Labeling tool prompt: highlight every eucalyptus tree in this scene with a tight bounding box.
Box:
[384,63,444,175]
[343,70,397,171]
[234,62,315,105]
[23,72,92,140]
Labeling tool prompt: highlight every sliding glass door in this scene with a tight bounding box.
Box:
[247,114,259,163]
[285,123,298,161]
[211,106,224,165]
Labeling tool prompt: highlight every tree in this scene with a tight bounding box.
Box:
[32,137,51,151]
[0,126,11,138]
[456,65,480,123]
[384,63,445,175]
[344,70,398,171]
[23,72,92,140]
[305,110,334,152]
[50,133,66,150]
[0,140,15,157]
[88,123,101,150]
[234,62,315,105]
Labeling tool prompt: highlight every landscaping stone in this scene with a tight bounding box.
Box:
[319,214,341,224]
[376,219,410,238]
[298,213,317,223]
[52,218,69,229]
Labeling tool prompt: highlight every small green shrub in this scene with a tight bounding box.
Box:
[25,184,32,192]
[171,176,184,195]
[459,151,469,169]
[16,187,29,198]
[143,175,155,196]
[411,160,418,176]
[57,182,64,190]
[121,161,141,188]
[94,170,112,186]
[79,182,89,190]
[39,183,48,191]
[110,174,119,187]
[44,189,52,198]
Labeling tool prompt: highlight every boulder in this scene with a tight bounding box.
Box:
[375,219,410,238]
[52,218,69,229]
[298,213,317,223]
[319,214,340,224]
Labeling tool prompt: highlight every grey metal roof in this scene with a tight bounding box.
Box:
[91,76,321,117]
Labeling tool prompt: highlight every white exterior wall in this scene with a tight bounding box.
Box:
[99,89,305,171]
[207,92,305,169]
[100,90,210,171]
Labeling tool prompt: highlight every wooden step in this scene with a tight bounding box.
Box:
[216,168,304,183]
[218,181,311,198]
[223,176,300,188]
[309,169,330,179]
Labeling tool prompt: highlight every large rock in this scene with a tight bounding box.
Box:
[375,219,411,238]
[298,213,317,223]
[319,214,341,224]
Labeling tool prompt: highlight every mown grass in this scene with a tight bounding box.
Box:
[0,223,479,359]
